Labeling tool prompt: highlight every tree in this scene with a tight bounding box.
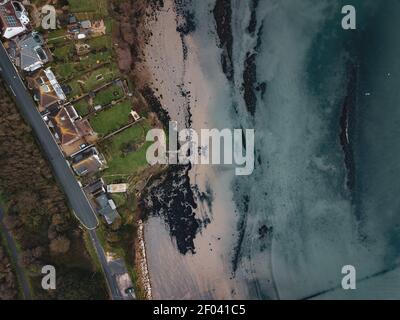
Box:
[50,236,71,254]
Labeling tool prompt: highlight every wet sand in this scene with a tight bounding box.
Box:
[141,0,250,299]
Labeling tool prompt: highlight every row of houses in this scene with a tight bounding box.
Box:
[0,0,119,224]
[0,2,49,72]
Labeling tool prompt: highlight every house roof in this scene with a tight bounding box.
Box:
[26,68,65,111]
[83,179,105,196]
[50,107,80,145]
[68,14,77,25]
[17,32,48,71]
[0,1,28,39]
[0,1,21,27]
[95,194,119,224]
[107,184,128,193]
[75,119,93,137]
[50,107,95,146]
[72,154,104,176]
[80,20,91,29]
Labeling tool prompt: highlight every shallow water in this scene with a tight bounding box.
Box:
[142,0,400,299]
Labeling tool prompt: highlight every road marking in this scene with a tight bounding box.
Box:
[9,85,16,96]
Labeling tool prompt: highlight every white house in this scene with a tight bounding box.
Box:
[0,1,30,39]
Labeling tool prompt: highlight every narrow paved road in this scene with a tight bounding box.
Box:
[0,43,123,300]
[0,44,99,230]
[0,207,32,300]
[88,230,123,300]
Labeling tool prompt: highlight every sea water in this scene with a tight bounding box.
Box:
[143,0,400,299]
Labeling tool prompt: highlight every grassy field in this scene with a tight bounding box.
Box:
[90,101,132,136]
[93,84,124,106]
[100,121,152,178]
[85,64,119,90]
[110,193,127,209]
[47,28,69,45]
[68,0,109,17]
[87,35,112,51]
[52,45,113,81]
[82,51,113,68]
[52,43,74,62]
[67,64,119,98]
[74,99,90,117]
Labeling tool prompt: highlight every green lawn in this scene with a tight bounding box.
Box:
[68,0,108,17]
[54,51,112,77]
[104,19,113,35]
[53,43,74,62]
[111,193,126,208]
[74,99,90,117]
[81,51,113,68]
[85,64,119,91]
[67,64,119,98]
[101,121,152,177]
[90,101,132,136]
[93,85,124,106]
[47,28,69,45]
[68,81,83,98]
[87,35,112,51]
[55,62,76,78]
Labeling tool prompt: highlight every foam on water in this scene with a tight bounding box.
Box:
[144,0,400,299]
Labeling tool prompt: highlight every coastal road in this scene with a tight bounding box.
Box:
[0,207,32,300]
[0,43,124,300]
[88,230,124,300]
[0,43,99,230]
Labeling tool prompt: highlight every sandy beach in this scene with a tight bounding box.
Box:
[137,0,250,299]
[112,0,400,300]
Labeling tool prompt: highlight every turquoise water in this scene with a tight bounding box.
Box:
[145,0,400,299]
[226,0,400,298]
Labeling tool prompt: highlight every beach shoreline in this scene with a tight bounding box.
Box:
[133,0,252,299]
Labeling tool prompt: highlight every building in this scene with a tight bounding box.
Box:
[26,67,66,112]
[75,32,87,40]
[83,179,106,197]
[47,106,98,156]
[67,14,77,26]
[80,20,91,29]
[91,20,106,35]
[95,193,119,225]
[72,147,107,177]
[107,184,128,194]
[130,110,140,122]
[75,43,90,56]
[0,0,29,39]
[8,32,50,72]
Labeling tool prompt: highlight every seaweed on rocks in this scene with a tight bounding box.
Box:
[339,63,357,193]
[140,165,202,255]
[141,85,171,129]
[175,0,196,35]
[213,0,234,81]
[243,52,257,116]
[247,0,259,36]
